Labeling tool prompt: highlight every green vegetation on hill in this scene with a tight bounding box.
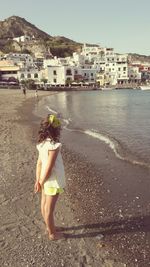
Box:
[45,37,81,57]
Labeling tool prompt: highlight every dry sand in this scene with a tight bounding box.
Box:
[0,89,147,267]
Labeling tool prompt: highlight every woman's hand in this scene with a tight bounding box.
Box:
[34,180,41,193]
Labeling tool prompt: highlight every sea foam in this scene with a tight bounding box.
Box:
[46,106,57,114]
[84,129,123,160]
[65,126,150,169]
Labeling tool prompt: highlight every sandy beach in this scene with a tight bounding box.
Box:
[0,89,149,267]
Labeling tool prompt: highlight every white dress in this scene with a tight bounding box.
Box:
[37,138,66,190]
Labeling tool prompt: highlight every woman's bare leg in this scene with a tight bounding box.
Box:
[41,189,46,221]
[44,194,59,237]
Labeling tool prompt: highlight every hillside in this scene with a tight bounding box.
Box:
[128,53,150,63]
[0,16,82,57]
[0,16,51,39]
[0,16,149,61]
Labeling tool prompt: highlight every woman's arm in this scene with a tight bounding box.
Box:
[34,155,42,193]
[36,155,42,182]
[39,148,59,186]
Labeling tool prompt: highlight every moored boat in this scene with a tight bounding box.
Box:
[139,85,150,90]
[101,86,114,90]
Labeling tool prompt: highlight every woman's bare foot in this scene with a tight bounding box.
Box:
[49,232,65,240]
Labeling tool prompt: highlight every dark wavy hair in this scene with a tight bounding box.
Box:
[37,114,61,143]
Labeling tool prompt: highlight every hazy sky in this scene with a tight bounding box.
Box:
[0,0,150,55]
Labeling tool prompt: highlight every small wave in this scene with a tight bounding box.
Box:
[84,129,123,160]
[84,130,150,168]
[46,106,57,114]
[65,127,150,169]
[65,126,121,159]
[63,118,71,127]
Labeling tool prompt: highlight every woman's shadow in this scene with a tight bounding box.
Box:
[61,215,150,239]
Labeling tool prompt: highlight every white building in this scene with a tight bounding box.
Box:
[116,54,128,85]
[46,65,74,85]
[0,60,19,80]
[6,53,34,69]
[44,56,76,69]
[105,49,128,85]
[105,62,118,85]
[77,67,97,83]
[128,65,141,83]
[82,43,105,57]
[18,68,40,81]
[81,44,129,85]
[45,64,97,86]
[34,53,45,69]
[72,52,85,66]
[0,43,133,87]
[13,35,32,43]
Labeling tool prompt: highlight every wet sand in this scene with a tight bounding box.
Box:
[0,89,149,267]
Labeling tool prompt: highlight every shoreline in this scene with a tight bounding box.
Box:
[0,89,149,266]
[0,84,142,92]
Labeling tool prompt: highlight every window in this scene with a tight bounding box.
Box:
[123,67,126,71]
[27,73,31,79]
[53,70,57,75]
[11,71,17,74]
[118,68,121,71]
[53,79,57,83]
[34,73,38,78]
[91,73,93,77]
[66,69,72,75]
[20,73,24,79]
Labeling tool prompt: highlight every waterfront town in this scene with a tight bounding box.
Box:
[0,35,150,89]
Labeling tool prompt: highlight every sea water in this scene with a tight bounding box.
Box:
[34,89,150,169]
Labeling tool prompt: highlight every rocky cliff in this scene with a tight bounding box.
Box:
[0,16,50,39]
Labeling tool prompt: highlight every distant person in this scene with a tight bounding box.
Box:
[34,114,66,240]
[35,88,38,98]
[21,84,26,96]
[23,87,26,96]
